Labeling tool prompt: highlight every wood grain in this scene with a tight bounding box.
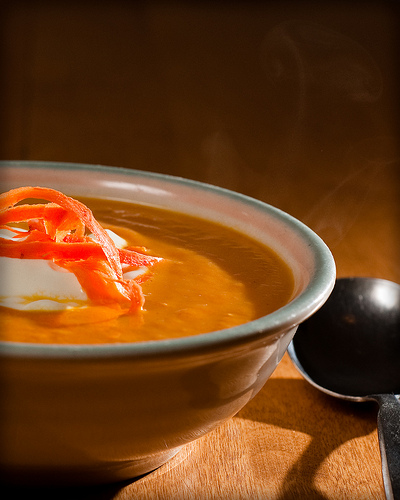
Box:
[1,1,399,498]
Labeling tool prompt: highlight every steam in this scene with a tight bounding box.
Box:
[202,130,245,191]
[257,20,396,247]
[260,20,384,154]
[262,19,383,101]
[303,135,399,244]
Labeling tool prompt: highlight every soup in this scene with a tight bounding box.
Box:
[0,193,294,344]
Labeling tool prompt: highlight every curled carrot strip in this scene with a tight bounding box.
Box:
[0,187,123,277]
[0,239,162,267]
[0,186,162,312]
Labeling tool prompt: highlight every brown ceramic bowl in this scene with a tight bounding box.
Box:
[0,161,335,484]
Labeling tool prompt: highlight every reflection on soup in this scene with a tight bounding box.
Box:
[0,197,294,344]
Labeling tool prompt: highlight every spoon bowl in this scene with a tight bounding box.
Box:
[288,277,400,500]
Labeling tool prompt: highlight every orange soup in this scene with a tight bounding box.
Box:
[0,197,294,344]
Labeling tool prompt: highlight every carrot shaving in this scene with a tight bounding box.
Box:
[0,186,162,313]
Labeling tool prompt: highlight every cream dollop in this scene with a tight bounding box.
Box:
[0,229,145,311]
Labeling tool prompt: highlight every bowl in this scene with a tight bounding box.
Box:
[0,161,336,485]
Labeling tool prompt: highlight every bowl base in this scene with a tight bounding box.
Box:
[0,446,183,486]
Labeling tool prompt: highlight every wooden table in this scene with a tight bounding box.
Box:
[1,1,399,498]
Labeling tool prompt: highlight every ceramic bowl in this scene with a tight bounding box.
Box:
[0,161,336,485]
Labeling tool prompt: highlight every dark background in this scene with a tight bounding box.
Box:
[1,0,399,276]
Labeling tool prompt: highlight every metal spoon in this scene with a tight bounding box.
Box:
[288,277,400,500]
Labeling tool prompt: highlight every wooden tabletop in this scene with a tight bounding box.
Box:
[1,1,399,498]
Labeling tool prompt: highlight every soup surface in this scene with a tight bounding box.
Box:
[0,197,294,344]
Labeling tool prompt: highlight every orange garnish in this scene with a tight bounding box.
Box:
[0,186,162,313]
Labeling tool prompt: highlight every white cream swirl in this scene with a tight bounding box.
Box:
[0,228,145,311]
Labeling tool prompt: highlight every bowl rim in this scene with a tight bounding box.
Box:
[0,160,336,359]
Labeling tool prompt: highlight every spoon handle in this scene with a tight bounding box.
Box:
[375,394,400,500]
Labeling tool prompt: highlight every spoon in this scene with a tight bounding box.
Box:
[288,277,400,500]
